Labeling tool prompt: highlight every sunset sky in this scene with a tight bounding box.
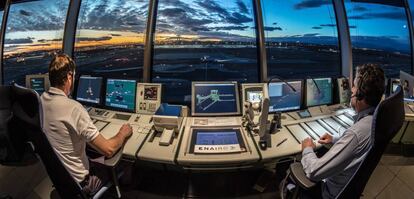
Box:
[2,0,411,55]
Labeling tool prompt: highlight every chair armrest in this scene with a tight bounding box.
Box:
[103,147,123,167]
[290,162,317,190]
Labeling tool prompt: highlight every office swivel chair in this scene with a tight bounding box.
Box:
[286,86,405,199]
[11,84,123,199]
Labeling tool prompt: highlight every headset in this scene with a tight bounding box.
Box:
[354,71,369,101]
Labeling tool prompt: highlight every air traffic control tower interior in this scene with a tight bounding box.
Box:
[1,0,414,198]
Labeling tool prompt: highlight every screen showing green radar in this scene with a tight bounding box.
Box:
[105,79,136,111]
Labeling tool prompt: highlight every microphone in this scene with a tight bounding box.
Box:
[307,76,321,94]
[267,75,296,92]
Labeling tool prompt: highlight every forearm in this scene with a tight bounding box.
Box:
[90,133,127,158]
[301,133,357,181]
[104,133,126,157]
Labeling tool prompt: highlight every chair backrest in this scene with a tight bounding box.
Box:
[0,85,37,165]
[338,86,405,199]
[11,84,87,199]
[0,85,14,162]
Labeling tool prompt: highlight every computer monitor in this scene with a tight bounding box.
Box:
[76,76,103,105]
[25,74,50,95]
[400,71,414,99]
[389,78,400,95]
[306,77,333,107]
[105,78,137,112]
[192,82,240,116]
[268,80,302,112]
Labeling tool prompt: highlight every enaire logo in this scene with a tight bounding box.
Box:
[194,144,240,153]
[198,146,229,151]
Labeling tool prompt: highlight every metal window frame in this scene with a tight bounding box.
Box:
[404,0,414,75]
[0,0,11,85]
[254,0,267,82]
[143,0,157,83]
[62,0,81,58]
[333,0,353,80]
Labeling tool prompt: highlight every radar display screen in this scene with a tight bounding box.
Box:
[268,81,302,112]
[105,79,137,111]
[29,77,45,94]
[306,78,333,107]
[76,76,103,104]
[192,82,240,116]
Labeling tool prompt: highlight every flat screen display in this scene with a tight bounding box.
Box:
[144,85,159,100]
[29,77,45,94]
[105,79,137,111]
[76,76,103,104]
[268,80,302,112]
[247,91,263,103]
[192,82,239,116]
[306,78,333,107]
[196,131,239,145]
[191,129,244,154]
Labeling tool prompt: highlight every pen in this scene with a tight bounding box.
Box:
[276,138,288,147]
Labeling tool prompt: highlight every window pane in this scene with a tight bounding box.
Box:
[345,0,411,77]
[262,0,341,79]
[153,0,259,103]
[74,0,149,80]
[3,0,69,85]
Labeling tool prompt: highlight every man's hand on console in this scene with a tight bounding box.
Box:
[301,137,316,151]
[318,133,333,145]
[119,123,133,139]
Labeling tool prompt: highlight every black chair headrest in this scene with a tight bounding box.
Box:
[11,84,41,127]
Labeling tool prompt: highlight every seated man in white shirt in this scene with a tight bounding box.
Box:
[300,64,385,198]
[41,54,133,195]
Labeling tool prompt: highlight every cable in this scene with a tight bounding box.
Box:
[267,75,297,92]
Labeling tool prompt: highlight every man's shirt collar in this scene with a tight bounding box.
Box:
[48,87,67,97]
[353,106,375,122]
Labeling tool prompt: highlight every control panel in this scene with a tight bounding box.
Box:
[88,107,153,158]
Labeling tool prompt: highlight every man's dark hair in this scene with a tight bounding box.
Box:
[355,64,385,107]
[48,54,76,87]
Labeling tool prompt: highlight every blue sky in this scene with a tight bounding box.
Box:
[262,0,338,38]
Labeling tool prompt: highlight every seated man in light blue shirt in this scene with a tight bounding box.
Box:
[300,64,385,199]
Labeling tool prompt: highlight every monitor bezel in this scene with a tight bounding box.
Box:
[191,81,241,116]
[104,78,138,113]
[25,74,50,94]
[75,75,104,106]
[268,79,304,113]
[305,77,333,107]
